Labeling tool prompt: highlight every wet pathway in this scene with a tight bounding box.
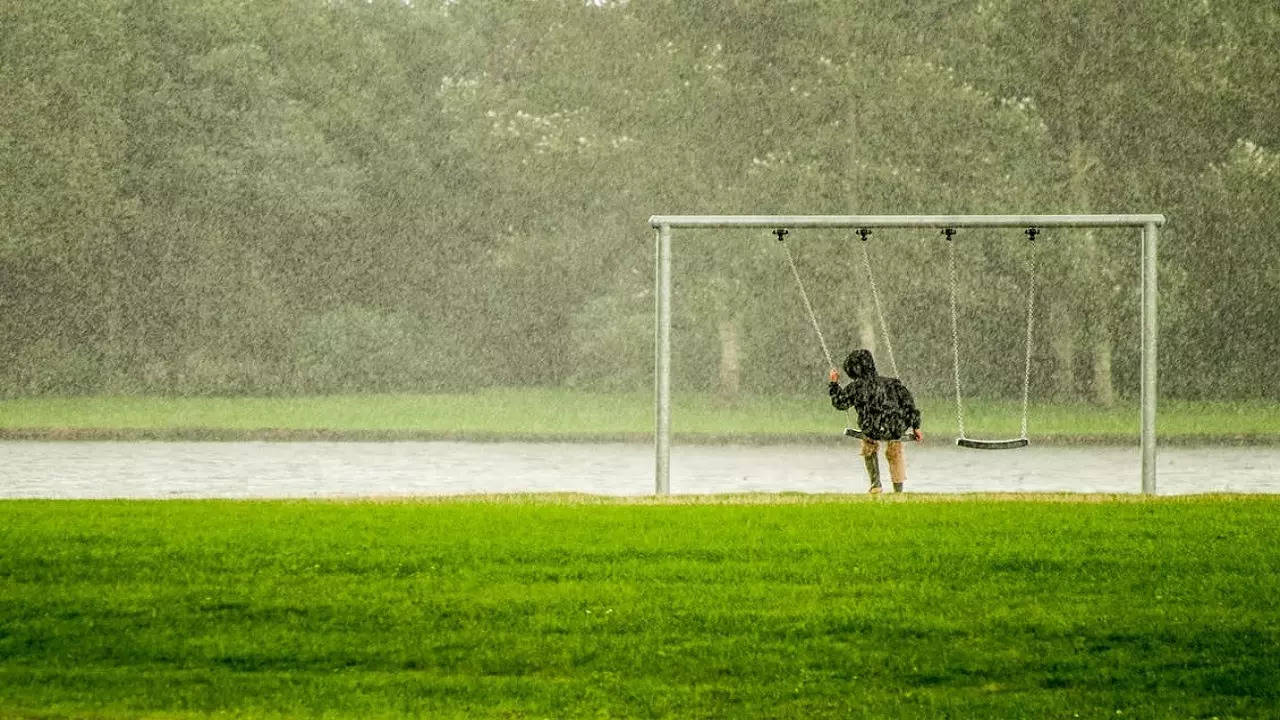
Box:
[2,441,1277,498]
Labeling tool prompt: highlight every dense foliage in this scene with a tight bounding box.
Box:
[2,0,1276,399]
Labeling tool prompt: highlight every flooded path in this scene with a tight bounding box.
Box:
[2,441,1277,498]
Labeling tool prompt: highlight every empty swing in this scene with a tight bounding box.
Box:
[944,227,1040,450]
[775,227,918,443]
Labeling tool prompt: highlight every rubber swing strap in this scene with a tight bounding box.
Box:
[845,427,918,443]
[956,437,1029,450]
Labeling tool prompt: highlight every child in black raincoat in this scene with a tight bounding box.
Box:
[828,349,923,494]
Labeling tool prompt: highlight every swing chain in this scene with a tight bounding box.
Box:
[948,227,1038,444]
[777,229,861,430]
[857,228,900,380]
[944,228,965,438]
[777,229,836,370]
[1020,228,1039,439]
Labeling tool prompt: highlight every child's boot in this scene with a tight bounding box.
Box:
[863,455,882,494]
[893,482,904,493]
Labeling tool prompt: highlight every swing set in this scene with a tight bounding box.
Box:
[649,214,1164,495]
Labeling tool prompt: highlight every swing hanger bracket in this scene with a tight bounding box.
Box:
[857,228,872,241]
[773,228,789,242]
[942,227,957,241]
[1025,227,1040,241]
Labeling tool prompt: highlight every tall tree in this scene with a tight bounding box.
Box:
[0,0,129,391]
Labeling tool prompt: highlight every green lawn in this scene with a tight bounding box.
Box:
[2,497,1278,718]
[0,391,1275,442]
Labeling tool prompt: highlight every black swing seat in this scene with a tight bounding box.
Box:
[844,427,918,442]
[955,436,1029,450]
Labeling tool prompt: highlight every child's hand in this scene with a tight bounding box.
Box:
[828,369,839,382]
[912,428,923,442]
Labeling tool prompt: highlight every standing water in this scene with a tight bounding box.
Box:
[1,441,1277,498]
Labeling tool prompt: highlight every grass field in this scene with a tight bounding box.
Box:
[2,497,1278,718]
[0,391,1276,443]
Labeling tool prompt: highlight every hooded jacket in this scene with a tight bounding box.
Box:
[828,349,921,441]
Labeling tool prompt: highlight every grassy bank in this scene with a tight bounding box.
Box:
[1,496,1278,718]
[0,391,1276,443]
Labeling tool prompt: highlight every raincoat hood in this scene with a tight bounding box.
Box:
[843,349,878,381]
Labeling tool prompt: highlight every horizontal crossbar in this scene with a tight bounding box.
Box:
[649,214,1165,229]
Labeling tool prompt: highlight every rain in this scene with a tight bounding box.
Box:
[2,1,1278,495]
[5,5,1280,719]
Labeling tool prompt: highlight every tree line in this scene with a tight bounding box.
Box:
[2,0,1276,401]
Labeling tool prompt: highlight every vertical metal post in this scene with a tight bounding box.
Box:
[1141,222,1159,494]
[654,224,672,495]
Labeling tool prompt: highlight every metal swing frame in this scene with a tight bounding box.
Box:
[649,214,1165,495]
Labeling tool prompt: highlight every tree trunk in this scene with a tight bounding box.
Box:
[857,306,877,361]
[1092,334,1114,406]
[1065,134,1116,405]
[1078,229,1115,406]
[1070,170,1115,406]
[1049,302,1078,400]
[717,318,740,397]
